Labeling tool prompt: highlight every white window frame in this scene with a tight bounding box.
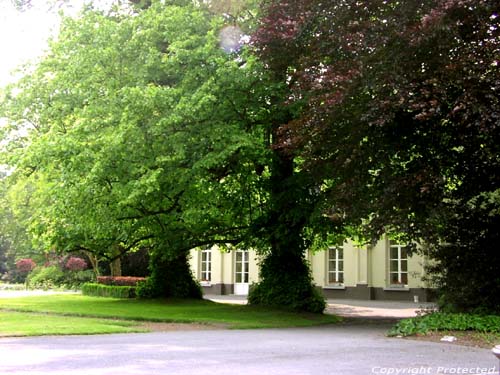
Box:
[200,248,212,284]
[327,246,344,286]
[235,250,249,284]
[389,241,408,287]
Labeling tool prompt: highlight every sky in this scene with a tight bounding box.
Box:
[0,1,59,86]
[0,0,95,87]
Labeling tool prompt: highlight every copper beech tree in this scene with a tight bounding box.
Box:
[253,0,500,312]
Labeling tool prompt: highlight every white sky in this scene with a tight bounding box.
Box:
[0,0,101,87]
[0,1,58,86]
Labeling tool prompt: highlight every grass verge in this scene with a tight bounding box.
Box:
[0,294,341,336]
[0,311,147,337]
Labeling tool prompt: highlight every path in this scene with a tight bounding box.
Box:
[204,294,436,319]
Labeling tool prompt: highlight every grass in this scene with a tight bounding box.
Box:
[0,294,341,336]
[0,311,147,337]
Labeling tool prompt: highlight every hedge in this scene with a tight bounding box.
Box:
[81,283,136,298]
[96,276,145,286]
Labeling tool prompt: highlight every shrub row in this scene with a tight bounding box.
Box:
[81,283,137,298]
[97,276,145,286]
[388,312,500,337]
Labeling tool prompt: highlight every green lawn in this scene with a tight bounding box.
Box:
[0,311,147,337]
[0,294,341,336]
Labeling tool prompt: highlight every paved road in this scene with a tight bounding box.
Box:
[0,324,496,375]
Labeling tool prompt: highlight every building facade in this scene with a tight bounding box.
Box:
[189,236,434,302]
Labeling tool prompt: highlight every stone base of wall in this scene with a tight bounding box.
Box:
[321,284,436,302]
[201,283,234,295]
[202,283,436,302]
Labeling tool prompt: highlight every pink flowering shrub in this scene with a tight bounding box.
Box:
[15,258,36,274]
[65,257,87,272]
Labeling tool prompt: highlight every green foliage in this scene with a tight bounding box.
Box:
[81,283,136,298]
[249,251,325,313]
[1,0,274,296]
[25,265,94,290]
[389,312,500,337]
[26,265,65,290]
[136,252,202,299]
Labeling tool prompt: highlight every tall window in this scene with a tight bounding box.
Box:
[235,250,249,283]
[389,241,408,286]
[328,246,344,284]
[201,249,211,282]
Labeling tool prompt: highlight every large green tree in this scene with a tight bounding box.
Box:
[2,0,329,311]
[253,0,500,312]
[1,1,272,296]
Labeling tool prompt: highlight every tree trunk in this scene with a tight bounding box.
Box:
[84,251,100,277]
[109,245,122,277]
[137,250,202,299]
[248,148,325,313]
[110,257,122,277]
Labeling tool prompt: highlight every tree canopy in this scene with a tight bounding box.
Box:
[1,1,273,283]
[253,0,500,311]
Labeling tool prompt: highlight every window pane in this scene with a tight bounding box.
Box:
[328,273,336,284]
[244,273,249,283]
[401,273,408,285]
[338,261,344,272]
[338,248,343,259]
[236,252,242,262]
[236,261,242,274]
[390,247,399,259]
[338,273,344,283]
[328,248,336,260]
[390,260,399,272]
[400,247,408,259]
[244,262,249,273]
[390,273,399,284]
[401,260,408,272]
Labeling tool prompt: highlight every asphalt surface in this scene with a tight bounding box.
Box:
[0,291,497,374]
[0,324,497,375]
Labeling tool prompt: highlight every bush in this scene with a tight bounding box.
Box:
[81,283,136,298]
[26,264,94,290]
[65,269,95,288]
[97,276,145,286]
[65,257,87,272]
[16,258,37,273]
[388,312,500,337]
[26,265,65,290]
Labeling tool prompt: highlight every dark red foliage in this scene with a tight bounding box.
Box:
[64,257,87,272]
[15,258,36,274]
[97,276,146,286]
[254,0,500,311]
[254,0,500,234]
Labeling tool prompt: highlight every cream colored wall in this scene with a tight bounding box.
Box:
[309,236,428,289]
[189,247,260,286]
[190,237,427,289]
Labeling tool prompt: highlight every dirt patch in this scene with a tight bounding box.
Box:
[136,322,229,332]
